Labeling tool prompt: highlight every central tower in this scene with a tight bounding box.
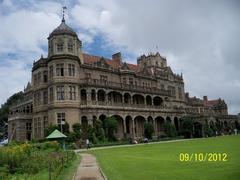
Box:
[47,10,83,63]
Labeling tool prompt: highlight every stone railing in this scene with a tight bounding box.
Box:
[79,79,171,96]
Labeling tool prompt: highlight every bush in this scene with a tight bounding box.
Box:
[144,122,154,139]
[180,116,194,138]
[164,122,177,138]
[104,117,118,141]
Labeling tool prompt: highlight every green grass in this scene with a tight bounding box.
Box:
[8,154,80,180]
[92,135,240,180]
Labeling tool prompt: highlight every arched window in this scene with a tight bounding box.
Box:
[68,40,74,52]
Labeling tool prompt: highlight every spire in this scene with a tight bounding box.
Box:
[62,6,67,22]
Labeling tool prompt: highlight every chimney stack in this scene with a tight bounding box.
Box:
[112,52,122,66]
[203,96,208,101]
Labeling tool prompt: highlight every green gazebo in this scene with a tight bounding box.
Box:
[46,129,67,149]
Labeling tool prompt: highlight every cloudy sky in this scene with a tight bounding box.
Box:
[0,0,239,114]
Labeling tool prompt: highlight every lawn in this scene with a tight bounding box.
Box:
[91,135,240,180]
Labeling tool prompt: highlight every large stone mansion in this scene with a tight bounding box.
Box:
[8,17,239,142]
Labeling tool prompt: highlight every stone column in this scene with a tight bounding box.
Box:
[123,119,127,134]
[153,118,157,137]
[86,89,91,105]
[132,119,136,139]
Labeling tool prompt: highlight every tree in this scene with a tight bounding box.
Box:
[164,122,177,138]
[104,117,118,141]
[203,120,214,137]
[144,122,154,139]
[95,119,105,141]
[180,116,194,138]
[44,123,59,137]
[0,91,24,140]
[72,123,82,139]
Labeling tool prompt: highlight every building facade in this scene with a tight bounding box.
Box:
[8,18,240,142]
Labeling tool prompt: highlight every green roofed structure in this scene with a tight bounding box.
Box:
[46,129,67,139]
[46,129,67,149]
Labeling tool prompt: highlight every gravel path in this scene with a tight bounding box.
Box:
[74,153,105,180]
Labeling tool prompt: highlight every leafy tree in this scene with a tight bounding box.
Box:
[87,125,97,144]
[0,91,24,140]
[72,123,82,139]
[104,116,118,141]
[44,124,59,137]
[95,119,105,141]
[144,122,154,139]
[164,122,177,138]
[203,120,214,137]
[180,116,194,138]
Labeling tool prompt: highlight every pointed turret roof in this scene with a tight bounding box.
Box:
[48,18,77,39]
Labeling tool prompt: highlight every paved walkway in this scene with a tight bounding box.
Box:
[74,153,105,180]
[75,138,196,153]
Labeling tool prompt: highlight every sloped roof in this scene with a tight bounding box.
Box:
[46,129,67,139]
[48,20,77,39]
[83,53,140,71]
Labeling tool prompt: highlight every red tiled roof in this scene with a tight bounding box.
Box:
[82,53,139,71]
[203,100,220,107]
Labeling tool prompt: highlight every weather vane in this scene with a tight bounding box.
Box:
[62,6,67,22]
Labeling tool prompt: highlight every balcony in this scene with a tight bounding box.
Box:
[79,79,171,96]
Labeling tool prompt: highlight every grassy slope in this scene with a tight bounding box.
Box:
[92,135,240,180]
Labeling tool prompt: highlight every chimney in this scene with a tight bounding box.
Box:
[112,52,122,65]
[203,96,208,101]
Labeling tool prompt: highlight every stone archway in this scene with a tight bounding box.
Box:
[174,117,179,131]
[126,115,133,138]
[81,116,88,139]
[193,122,203,138]
[134,116,145,138]
[155,116,165,136]
[111,115,124,139]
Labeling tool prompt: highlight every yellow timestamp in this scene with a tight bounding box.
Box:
[179,153,228,162]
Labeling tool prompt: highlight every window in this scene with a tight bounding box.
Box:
[168,86,176,97]
[68,64,75,76]
[56,64,64,76]
[37,72,41,83]
[26,122,32,131]
[57,113,65,126]
[122,77,126,84]
[100,75,108,82]
[49,87,54,101]
[129,78,133,85]
[68,42,73,52]
[34,74,38,85]
[57,43,63,52]
[161,84,165,89]
[37,117,41,137]
[43,71,48,82]
[69,86,76,100]
[34,92,41,105]
[85,73,91,79]
[178,87,182,99]
[43,116,48,128]
[57,86,64,100]
[43,91,48,104]
[49,65,53,78]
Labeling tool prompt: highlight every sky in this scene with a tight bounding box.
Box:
[0,0,239,114]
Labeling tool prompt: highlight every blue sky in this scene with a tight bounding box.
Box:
[0,0,240,114]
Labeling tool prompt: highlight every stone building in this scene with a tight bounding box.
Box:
[8,18,239,142]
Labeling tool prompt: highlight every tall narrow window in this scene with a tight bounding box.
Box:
[178,87,182,99]
[68,64,75,76]
[56,64,64,76]
[122,77,126,84]
[69,86,76,100]
[49,87,54,101]
[85,73,91,79]
[43,71,48,82]
[129,78,133,85]
[57,113,65,126]
[68,42,73,52]
[49,65,53,78]
[43,91,48,104]
[57,86,64,100]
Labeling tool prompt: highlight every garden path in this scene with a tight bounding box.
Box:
[74,153,105,180]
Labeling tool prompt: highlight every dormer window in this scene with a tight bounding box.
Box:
[57,43,64,52]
